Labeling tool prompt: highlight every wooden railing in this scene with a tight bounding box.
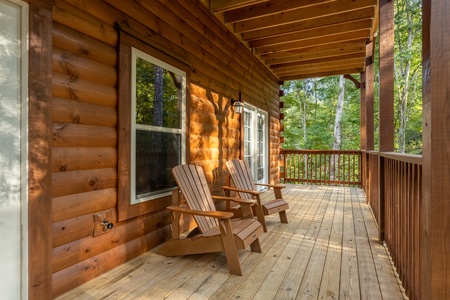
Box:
[362,151,422,300]
[280,150,361,186]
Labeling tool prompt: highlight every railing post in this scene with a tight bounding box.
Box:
[378,155,385,243]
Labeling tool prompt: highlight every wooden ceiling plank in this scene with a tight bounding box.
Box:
[273,59,364,74]
[255,29,370,55]
[279,68,363,81]
[277,65,362,78]
[234,0,377,33]
[224,0,333,23]
[249,19,373,48]
[260,39,366,61]
[242,7,375,41]
[210,0,269,13]
[270,53,365,69]
[266,47,366,66]
[275,64,364,78]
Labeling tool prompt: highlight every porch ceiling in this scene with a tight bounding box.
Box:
[203,0,379,81]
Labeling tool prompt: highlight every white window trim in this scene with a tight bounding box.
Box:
[130,48,186,204]
[243,104,269,187]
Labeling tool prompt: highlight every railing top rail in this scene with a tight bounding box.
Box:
[362,151,423,165]
[281,149,362,154]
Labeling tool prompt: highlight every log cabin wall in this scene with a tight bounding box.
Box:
[49,0,281,297]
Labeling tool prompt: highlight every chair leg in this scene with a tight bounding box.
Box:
[254,204,267,232]
[254,195,267,232]
[279,210,288,223]
[219,219,242,276]
[250,238,262,253]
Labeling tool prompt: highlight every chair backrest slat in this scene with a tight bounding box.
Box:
[226,159,257,199]
[172,165,218,232]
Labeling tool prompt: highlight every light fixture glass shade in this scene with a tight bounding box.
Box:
[232,100,244,114]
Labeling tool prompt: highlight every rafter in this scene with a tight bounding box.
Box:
[265,46,366,66]
[242,7,375,41]
[209,0,269,13]
[279,68,363,81]
[206,0,380,80]
[261,39,366,62]
[270,53,365,70]
[274,59,363,76]
[254,29,370,55]
[224,0,333,23]
[234,0,377,33]
[249,19,373,48]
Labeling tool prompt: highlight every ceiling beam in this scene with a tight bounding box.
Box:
[279,68,363,81]
[265,46,366,66]
[242,7,375,41]
[249,19,373,48]
[210,0,269,13]
[274,60,363,75]
[254,29,370,55]
[261,39,366,61]
[270,53,366,70]
[224,0,333,23]
[234,0,377,33]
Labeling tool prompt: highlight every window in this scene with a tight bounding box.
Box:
[118,32,189,221]
[243,104,268,188]
[131,49,186,204]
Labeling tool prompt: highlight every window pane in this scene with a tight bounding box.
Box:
[244,111,252,160]
[257,114,265,181]
[135,130,181,199]
[135,57,181,129]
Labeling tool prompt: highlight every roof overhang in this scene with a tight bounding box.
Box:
[202,0,379,81]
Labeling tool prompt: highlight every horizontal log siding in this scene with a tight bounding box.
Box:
[50,0,281,297]
[270,116,282,184]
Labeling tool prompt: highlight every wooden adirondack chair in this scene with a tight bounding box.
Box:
[224,159,289,232]
[158,164,263,276]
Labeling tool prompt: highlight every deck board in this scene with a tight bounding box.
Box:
[55,185,405,300]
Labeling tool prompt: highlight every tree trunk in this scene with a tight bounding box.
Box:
[296,88,308,178]
[331,75,345,181]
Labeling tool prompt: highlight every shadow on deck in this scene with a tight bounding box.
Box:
[56,185,406,300]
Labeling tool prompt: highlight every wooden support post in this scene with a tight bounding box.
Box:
[379,0,395,152]
[28,1,53,299]
[360,40,375,151]
[366,40,375,150]
[421,0,450,298]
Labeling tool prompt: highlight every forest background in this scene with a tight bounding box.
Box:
[281,0,422,154]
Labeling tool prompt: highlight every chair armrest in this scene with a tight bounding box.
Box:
[212,196,256,205]
[166,206,234,219]
[254,183,286,189]
[221,185,261,195]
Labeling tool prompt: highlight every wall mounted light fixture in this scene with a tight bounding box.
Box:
[231,92,244,114]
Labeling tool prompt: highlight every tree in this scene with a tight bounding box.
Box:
[281,0,423,155]
[331,75,345,180]
[282,76,360,151]
[332,76,345,151]
[394,0,422,153]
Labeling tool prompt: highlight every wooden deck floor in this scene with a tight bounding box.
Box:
[56,185,406,300]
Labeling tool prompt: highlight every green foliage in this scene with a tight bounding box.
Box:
[393,0,423,154]
[282,0,422,154]
[282,76,360,150]
[135,57,181,129]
